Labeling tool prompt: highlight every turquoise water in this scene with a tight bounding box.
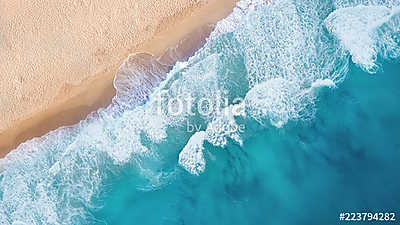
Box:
[1,0,400,224]
[95,62,400,225]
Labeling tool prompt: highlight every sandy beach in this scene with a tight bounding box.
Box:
[0,0,237,157]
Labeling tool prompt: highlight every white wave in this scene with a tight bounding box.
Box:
[244,78,309,128]
[325,5,397,72]
[205,104,244,147]
[178,131,207,175]
[244,76,337,128]
[334,0,400,9]
[311,79,337,91]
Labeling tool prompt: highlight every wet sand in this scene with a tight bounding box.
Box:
[0,0,238,157]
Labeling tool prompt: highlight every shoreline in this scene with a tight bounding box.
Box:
[0,0,238,157]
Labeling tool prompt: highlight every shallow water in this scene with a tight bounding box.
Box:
[1,0,399,224]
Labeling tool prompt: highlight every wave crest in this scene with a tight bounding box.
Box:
[325,5,400,73]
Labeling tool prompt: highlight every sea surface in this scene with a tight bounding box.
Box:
[1,0,400,224]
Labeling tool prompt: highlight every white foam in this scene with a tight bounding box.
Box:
[209,0,266,40]
[311,79,337,90]
[245,78,306,128]
[12,222,27,225]
[113,53,169,108]
[0,158,5,173]
[178,131,207,175]
[205,104,244,147]
[334,0,400,9]
[325,5,395,72]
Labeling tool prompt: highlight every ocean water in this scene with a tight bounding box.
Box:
[1,0,400,224]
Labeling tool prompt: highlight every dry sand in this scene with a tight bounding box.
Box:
[0,0,238,157]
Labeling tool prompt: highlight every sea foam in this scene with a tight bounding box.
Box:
[178,131,207,176]
[325,5,400,73]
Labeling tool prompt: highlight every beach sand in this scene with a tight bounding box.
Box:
[0,0,237,157]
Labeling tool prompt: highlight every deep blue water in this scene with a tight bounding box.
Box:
[1,0,399,224]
